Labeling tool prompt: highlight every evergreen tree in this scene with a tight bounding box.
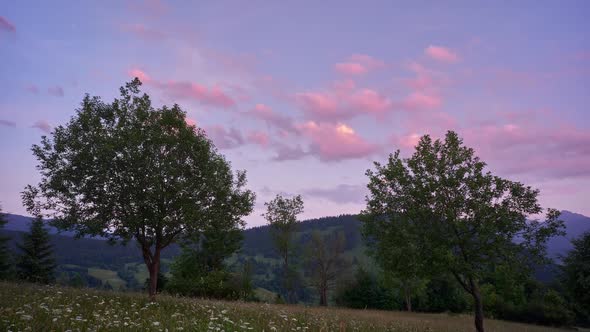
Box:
[16,216,56,284]
[0,204,12,279]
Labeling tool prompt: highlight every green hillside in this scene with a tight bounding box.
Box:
[0,214,366,298]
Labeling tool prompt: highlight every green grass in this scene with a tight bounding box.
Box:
[0,281,576,332]
[87,268,127,290]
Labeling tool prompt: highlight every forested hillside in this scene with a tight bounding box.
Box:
[1,211,588,297]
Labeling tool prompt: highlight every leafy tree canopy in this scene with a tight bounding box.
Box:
[24,79,255,298]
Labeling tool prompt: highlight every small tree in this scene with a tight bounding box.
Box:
[23,79,255,300]
[263,194,304,303]
[16,216,56,284]
[563,231,590,321]
[0,204,11,279]
[306,230,348,306]
[363,131,564,332]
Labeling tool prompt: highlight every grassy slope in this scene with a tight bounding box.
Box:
[0,282,574,332]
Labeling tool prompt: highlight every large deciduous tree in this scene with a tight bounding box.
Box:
[263,194,304,303]
[24,79,255,300]
[362,131,564,332]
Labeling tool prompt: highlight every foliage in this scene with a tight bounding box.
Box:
[16,217,56,284]
[334,268,397,310]
[0,205,11,279]
[562,231,590,323]
[363,212,428,311]
[166,244,254,300]
[305,230,349,306]
[362,131,565,332]
[23,78,255,298]
[262,194,304,303]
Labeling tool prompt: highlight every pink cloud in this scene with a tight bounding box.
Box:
[297,121,380,161]
[48,86,64,97]
[425,45,459,63]
[334,62,367,75]
[404,61,450,93]
[334,54,385,76]
[185,117,197,127]
[246,131,269,146]
[348,89,392,114]
[402,92,442,110]
[0,16,15,33]
[295,84,393,121]
[32,120,51,133]
[162,81,236,108]
[350,54,386,68]
[128,68,152,83]
[126,68,236,108]
[461,121,590,179]
[295,92,339,119]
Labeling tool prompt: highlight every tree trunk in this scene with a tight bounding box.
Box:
[319,285,328,306]
[470,278,485,332]
[148,261,159,301]
[142,245,161,302]
[405,293,412,312]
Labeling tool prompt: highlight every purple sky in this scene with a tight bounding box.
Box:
[1,1,589,226]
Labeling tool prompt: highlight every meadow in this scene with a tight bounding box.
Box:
[0,281,575,332]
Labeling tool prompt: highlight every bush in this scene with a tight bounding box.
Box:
[334,268,398,310]
[488,289,574,327]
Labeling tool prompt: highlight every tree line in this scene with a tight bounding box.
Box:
[1,79,588,331]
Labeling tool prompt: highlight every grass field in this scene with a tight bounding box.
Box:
[0,281,575,332]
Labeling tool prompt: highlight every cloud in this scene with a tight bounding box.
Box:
[48,86,64,97]
[334,62,367,75]
[295,92,339,120]
[273,144,308,161]
[334,54,385,76]
[246,130,269,146]
[126,68,236,108]
[0,119,16,127]
[295,85,393,121]
[425,45,459,63]
[297,121,380,161]
[248,104,296,134]
[32,120,51,133]
[348,89,392,114]
[304,184,366,204]
[462,121,590,180]
[0,16,15,33]
[401,92,442,110]
[204,125,244,149]
[128,68,151,83]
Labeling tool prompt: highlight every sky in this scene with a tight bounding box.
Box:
[1,1,589,227]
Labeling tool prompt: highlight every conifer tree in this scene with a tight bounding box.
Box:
[16,216,56,284]
[0,204,12,279]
